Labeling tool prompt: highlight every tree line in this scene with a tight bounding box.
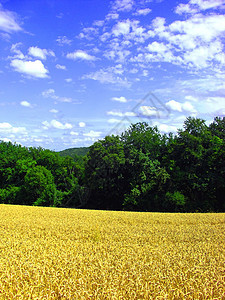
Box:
[0,116,224,212]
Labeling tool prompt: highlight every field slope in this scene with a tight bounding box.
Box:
[0,205,224,299]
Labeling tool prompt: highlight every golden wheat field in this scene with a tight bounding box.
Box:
[0,205,224,299]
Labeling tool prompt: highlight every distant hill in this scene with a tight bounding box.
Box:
[59,147,89,158]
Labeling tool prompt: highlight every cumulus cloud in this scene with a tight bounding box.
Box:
[0,122,27,134]
[49,109,58,113]
[134,8,151,16]
[166,100,182,112]
[0,137,12,143]
[10,59,49,78]
[0,6,22,33]
[166,100,197,113]
[107,118,121,123]
[139,13,225,69]
[158,123,178,133]
[190,0,225,11]
[79,122,86,128]
[112,20,131,36]
[106,12,119,21]
[42,120,72,130]
[147,41,168,53]
[169,15,225,44]
[66,50,96,61]
[183,41,224,68]
[185,95,198,102]
[42,89,57,99]
[70,131,79,136]
[56,64,66,70]
[111,0,134,12]
[111,96,128,103]
[93,20,104,27]
[10,43,26,60]
[107,110,136,117]
[175,3,198,15]
[83,130,102,138]
[56,36,72,46]
[42,89,72,102]
[83,65,130,87]
[20,101,31,107]
[139,106,158,117]
[28,46,55,60]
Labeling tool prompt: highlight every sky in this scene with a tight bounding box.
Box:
[0,0,225,151]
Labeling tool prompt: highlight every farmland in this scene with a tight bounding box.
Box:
[0,205,224,299]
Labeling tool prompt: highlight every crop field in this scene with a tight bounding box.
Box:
[0,205,224,299]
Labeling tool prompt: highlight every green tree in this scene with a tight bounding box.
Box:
[85,135,125,209]
[23,165,57,206]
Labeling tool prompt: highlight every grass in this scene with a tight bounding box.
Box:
[0,204,224,299]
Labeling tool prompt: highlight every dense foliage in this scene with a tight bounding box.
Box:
[0,116,224,212]
[59,147,89,158]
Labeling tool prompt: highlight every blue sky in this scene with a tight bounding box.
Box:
[0,0,225,151]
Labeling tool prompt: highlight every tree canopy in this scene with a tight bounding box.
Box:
[0,116,224,212]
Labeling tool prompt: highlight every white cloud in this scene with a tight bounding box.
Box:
[152,17,166,34]
[169,15,225,44]
[49,109,58,113]
[202,96,225,114]
[143,13,225,69]
[83,67,130,87]
[147,41,168,53]
[175,0,224,15]
[190,0,225,10]
[185,95,198,102]
[70,131,79,136]
[158,124,177,133]
[1,137,12,143]
[0,122,12,129]
[0,7,22,33]
[166,100,197,113]
[175,3,198,15]
[28,46,55,60]
[142,70,149,77]
[42,89,72,102]
[20,101,31,107]
[108,118,121,123]
[79,122,86,128]
[78,26,99,40]
[93,20,104,27]
[10,59,49,78]
[42,120,72,130]
[182,101,197,113]
[0,122,27,134]
[183,41,224,68]
[107,110,136,117]
[139,106,158,117]
[112,20,131,36]
[66,50,97,61]
[134,8,151,16]
[83,130,102,138]
[56,64,66,70]
[56,36,72,46]
[106,12,119,20]
[65,78,72,83]
[42,89,57,99]
[10,43,25,59]
[60,97,72,103]
[111,96,128,103]
[166,100,182,112]
[111,0,134,12]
